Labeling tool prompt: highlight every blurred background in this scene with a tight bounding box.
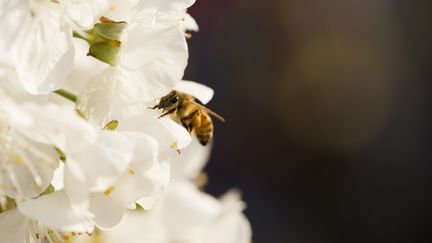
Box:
[185,1,432,243]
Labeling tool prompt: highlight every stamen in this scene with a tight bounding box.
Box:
[104,186,115,196]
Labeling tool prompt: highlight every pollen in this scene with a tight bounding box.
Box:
[14,154,24,165]
[185,33,193,39]
[129,169,135,175]
[103,186,115,196]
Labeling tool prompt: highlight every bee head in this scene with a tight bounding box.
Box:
[158,90,180,110]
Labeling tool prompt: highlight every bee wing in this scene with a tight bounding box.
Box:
[198,104,225,122]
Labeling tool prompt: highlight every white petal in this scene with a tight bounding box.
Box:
[72,131,135,191]
[119,25,188,101]
[14,103,97,154]
[159,118,192,149]
[104,0,139,21]
[195,190,251,243]
[0,209,30,243]
[60,0,109,29]
[0,0,31,65]
[93,210,164,243]
[169,136,211,180]
[14,2,74,94]
[182,13,199,32]
[63,39,107,94]
[51,163,64,190]
[110,161,170,208]
[64,158,89,217]
[136,196,157,210]
[18,191,91,231]
[162,181,221,238]
[95,132,169,207]
[137,0,196,12]
[119,110,191,151]
[175,80,214,105]
[194,211,252,243]
[88,193,126,229]
[0,132,58,199]
[77,67,144,127]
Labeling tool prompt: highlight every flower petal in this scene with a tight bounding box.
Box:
[194,211,252,243]
[0,132,58,199]
[110,161,170,208]
[14,1,74,94]
[175,80,214,105]
[18,191,91,232]
[77,67,144,127]
[89,193,126,229]
[119,25,188,101]
[0,209,30,243]
[169,136,211,180]
[161,181,221,238]
[50,164,64,193]
[60,0,109,29]
[137,0,196,12]
[64,158,89,217]
[119,110,191,151]
[13,103,97,154]
[182,13,199,32]
[72,131,135,191]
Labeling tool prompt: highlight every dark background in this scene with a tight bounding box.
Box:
[185,1,432,242]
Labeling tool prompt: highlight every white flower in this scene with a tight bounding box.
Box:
[18,130,170,231]
[77,2,191,126]
[0,208,90,243]
[0,99,96,203]
[0,64,96,204]
[0,0,75,94]
[73,181,252,243]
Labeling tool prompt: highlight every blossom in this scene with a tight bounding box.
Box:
[72,180,252,243]
[0,1,253,242]
[73,119,252,243]
[0,208,88,243]
[0,0,74,94]
[77,1,192,126]
[0,66,96,203]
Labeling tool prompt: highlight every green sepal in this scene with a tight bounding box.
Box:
[88,42,121,66]
[93,21,127,41]
[73,16,127,66]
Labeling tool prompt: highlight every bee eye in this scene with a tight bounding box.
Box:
[170,96,178,104]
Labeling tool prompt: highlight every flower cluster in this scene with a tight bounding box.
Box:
[0,0,251,242]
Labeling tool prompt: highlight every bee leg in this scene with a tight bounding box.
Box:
[181,120,193,132]
[148,104,159,109]
[180,110,200,132]
[158,108,176,118]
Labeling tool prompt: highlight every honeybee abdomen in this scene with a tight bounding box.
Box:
[195,113,213,146]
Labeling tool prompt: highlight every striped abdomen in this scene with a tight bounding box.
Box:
[195,111,213,146]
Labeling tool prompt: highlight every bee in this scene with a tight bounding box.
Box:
[150,90,225,146]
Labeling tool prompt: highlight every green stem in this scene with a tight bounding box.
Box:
[54,89,77,103]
